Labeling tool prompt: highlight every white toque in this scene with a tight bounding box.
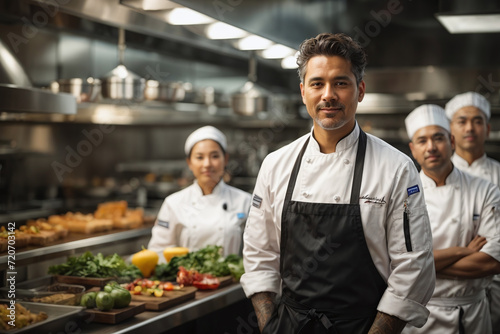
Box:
[445,91,490,121]
[184,126,227,156]
[405,104,449,140]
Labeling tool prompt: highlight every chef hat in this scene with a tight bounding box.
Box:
[184,126,227,156]
[405,104,449,140]
[445,92,490,121]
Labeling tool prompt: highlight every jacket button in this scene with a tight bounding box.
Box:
[334,195,341,202]
[343,159,350,165]
[302,192,310,198]
[306,158,312,163]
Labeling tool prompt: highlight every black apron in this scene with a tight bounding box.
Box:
[263,130,387,334]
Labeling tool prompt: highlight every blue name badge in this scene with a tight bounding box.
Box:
[158,220,169,229]
[407,185,420,196]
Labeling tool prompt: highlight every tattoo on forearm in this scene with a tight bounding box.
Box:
[368,312,407,334]
[251,292,276,332]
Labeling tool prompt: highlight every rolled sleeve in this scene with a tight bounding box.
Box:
[378,289,430,328]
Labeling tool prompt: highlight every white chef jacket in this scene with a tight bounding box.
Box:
[242,124,436,328]
[403,167,500,334]
[452,153,500,186]
[148,180,252,263]
[451,152,500,333]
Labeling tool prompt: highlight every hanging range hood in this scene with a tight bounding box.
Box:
[0,38,76,115]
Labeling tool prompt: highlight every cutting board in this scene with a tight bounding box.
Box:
[217,276,234,289]
[54,275,115,288]
[85,301,146,324]
[131,286,197,311]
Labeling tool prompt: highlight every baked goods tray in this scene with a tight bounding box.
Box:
[0,299,84,333]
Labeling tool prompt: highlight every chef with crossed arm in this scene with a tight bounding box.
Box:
[402,104,500,334]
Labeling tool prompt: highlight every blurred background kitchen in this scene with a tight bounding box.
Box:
[1,0,499,222]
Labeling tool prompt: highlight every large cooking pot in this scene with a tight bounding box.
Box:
[144,80,186,102]
[231,53,271,116]
[231,81,271,116]
[100,28,146,102]
[50,77,101,103]
[101,65,145,102]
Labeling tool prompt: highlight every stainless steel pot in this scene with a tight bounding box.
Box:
[101,65,146,101]
[231,81,271,116]
[231,53,271,115]
[144,80,186,102]
[50,77,101,103]
[100,28,146,102]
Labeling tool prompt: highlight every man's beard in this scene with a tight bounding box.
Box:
[314,101,346,130]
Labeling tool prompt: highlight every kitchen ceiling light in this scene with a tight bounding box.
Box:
[205,22,248,39]
[236,35,273,50]
[281,52,299,69]
[261,44,296,59]
[165,8,215,25]
[436,13,500,33]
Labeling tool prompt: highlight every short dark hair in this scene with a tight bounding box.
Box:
[296,33,367,85]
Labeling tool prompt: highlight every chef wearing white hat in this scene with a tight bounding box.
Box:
[445,91,500,185]
[446,92,500,333]
[402,104,500,334]
[148,126,252,262]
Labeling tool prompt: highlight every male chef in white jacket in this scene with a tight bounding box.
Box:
[241,32,435,334]
[445,92,500,333]
[403,104,500,334]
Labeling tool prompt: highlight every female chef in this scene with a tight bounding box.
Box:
[147,126,252,262]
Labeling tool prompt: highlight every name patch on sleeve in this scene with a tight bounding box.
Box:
[158,220,169,228]
[407,185,420,196]
[252,194,263,208]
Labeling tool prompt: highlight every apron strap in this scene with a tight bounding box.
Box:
[283,137,310,206]
[350,129,367,204]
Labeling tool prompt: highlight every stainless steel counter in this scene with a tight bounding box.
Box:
[78,283,247,334]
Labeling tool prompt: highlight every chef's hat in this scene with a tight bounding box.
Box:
[184,126,227,156]
[405,104,449,140]
[445,92,490,121]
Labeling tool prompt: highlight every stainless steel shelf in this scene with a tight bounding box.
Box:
[0,100,309,128]
[0,225,152,268]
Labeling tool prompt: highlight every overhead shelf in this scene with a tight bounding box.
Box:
[0,100,310,128]
[0,84,77,115]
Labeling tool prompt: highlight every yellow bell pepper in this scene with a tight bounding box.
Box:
[163,247,189,263]
[132,246,159,278]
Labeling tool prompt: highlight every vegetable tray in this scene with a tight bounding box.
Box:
[83,301,146,324]
[131,286,197,311]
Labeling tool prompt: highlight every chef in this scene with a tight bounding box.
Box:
[403,104,500,334]
[445,92,500,333]
[241,32,435,334]
[148,126,252,262]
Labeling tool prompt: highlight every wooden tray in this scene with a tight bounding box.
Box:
[131,286,197,311]
[217,276,234,289]
[84,301,146,324]
[54,275,115,288]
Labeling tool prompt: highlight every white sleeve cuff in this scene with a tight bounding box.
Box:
[377,290,430,328]
[240,271,281,298]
